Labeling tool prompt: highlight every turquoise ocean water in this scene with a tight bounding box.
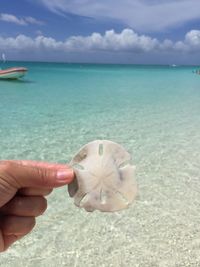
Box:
[1,62,200,266]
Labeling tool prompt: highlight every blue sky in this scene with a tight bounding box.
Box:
[0,0,200,64]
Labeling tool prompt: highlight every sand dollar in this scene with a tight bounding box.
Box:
[68,140,137,212]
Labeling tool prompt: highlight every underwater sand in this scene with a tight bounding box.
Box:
[0,63,200,266]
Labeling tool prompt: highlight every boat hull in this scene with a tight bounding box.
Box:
[0,67,28,80]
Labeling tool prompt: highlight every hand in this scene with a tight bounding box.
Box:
[0,160,74,252]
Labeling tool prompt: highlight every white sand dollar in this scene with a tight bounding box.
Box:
[68,140,137,212]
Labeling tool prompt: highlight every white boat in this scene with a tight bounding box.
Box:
[0,67,28,79]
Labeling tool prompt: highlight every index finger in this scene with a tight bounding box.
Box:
[0,160,74,189]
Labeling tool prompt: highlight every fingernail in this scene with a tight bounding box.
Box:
[56,168,74,183]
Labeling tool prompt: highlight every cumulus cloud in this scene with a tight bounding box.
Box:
[0,13,44,26]
[185,30,200,47]
[64,29,159,52]
[35,0,200,32]
[0,29,200,54]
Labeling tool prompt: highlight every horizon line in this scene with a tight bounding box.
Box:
[1,60,200,67]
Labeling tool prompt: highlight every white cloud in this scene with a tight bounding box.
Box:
[0,13,44,26]
[0,29,200,54]
[24,16,44,25]
[35,30,43,36]
[64,29,159,52]
[185,30,200,47]
[36,0,200,32]
[172,30,200,52]
[0,13,27,25]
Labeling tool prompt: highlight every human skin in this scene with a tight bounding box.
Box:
[0,160,74,252]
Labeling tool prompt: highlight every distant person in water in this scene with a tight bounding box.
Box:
[192,70,200,74]
[0,160,74,252]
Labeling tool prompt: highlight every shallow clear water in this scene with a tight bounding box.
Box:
[1,63,200,266]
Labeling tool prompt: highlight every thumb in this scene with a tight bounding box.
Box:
[0,160,74,189]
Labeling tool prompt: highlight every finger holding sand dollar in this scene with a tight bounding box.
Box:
[0,161,74,252]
